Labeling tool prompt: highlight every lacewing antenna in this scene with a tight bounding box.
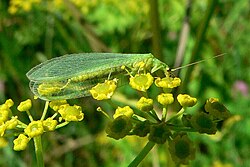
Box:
[170,53,227,72]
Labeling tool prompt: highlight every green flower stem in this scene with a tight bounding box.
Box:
[167,108,185,123]
[51,112,58,119]
[167,125,196,132]
[26,110,34,122]
[41,101,49,121]
[17,120,27,128]
[131,116,143,122]
[34,136,44,167]
[128,141,155,167]
[161,107,167,122]
[146,111,161,123]
[140,91,148,98]
[134,110,157,123]
[56,121,69,129]
[97,107,111,120]
[149,110,161,122]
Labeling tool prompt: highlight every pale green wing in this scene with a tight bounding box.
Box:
[26,53,154,82]
[29,74,126,101]
[26,53,168,101]
[29,78,103,101]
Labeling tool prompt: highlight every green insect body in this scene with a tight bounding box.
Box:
[26,53,169,101]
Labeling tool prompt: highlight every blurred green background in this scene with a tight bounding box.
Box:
[0,0,249,166]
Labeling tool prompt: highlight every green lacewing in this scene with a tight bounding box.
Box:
[26,53,169,101]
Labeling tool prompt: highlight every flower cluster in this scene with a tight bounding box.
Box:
[183,98,231,135]
[8,0,41,14]
[0,99,17,137]
[0,98,84,151]
[89,66,230,165]
[1,56,230,166]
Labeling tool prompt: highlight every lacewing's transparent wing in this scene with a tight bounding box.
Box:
[29,76,106,100]
[26,53,168,101]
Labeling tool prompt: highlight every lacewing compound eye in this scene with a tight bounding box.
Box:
[26,53,169,101]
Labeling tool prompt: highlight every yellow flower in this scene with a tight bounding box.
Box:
[42,118,58,131]
[33,0,41,3]
[13,134,30,151]
[136,97,153,112]
[58,104,84,122]
[0,124,6,136]
[8,6,18,15]
[129,73,154,92]
[113,106,134,119]
[24,120,44,138]
[5,116,18,130]
[54,0,63,7]
[49,100,68,111]
[5,99,14,108]
[212,161,234,167]
[90,79,117,100]
[0,99,14,118]
[0,137,8,148]
[157,93,174,106]
[22,2,31,11]
[177,94,197,107]
[155,76,181,88]
[0,105,10,123]
[17,99,32,112]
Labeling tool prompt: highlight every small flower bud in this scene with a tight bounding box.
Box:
[191,112,217,134]
[58,104,84,122]
[24,120,44,138]
[157,93,174,106]
[129,73,154,92]
[106,115,132,140]
[182,114,193,128]
[177,94,197,107]
[155,76,181,88]
[5,116,18,129]
[121,65,126,70]
[17,99,32,112]
[136,97,153,112]
[113,106,134,119]
[148,123,171,144]
[43,118,58,131]
[90,79,118,100]
[13,134,30,151]
[0,107,10,123]
[168,134,195,165]
[0,124,6,136]
[49,100,68,111]
[132,120,150,137]
[204,98,230,120]
[5,99,14,108]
